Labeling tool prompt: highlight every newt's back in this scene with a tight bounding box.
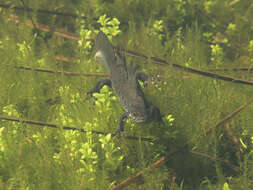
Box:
[94,31,148,122]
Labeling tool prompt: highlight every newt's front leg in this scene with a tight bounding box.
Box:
[87,79,112,97]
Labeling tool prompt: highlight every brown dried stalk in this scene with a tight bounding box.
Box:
[111,157,167,190]
[0,116,154,142]
[14,65,108,77]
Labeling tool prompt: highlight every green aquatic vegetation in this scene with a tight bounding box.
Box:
[210,44,224,67]
[248,40,253,54]
[151,20,164,41]
[0,0,252,189]
[97,14,121,40]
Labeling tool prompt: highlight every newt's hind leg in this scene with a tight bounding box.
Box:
[115,112,129,137]
[136,73,162,88]
[136,72,149,87]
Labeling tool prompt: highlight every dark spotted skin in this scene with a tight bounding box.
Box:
[89,31,163,135]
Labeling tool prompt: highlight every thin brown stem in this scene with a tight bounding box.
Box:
[111,157,167,190]
[0,116,154,142]
[14,65,109,77]
[208,67,253,72]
